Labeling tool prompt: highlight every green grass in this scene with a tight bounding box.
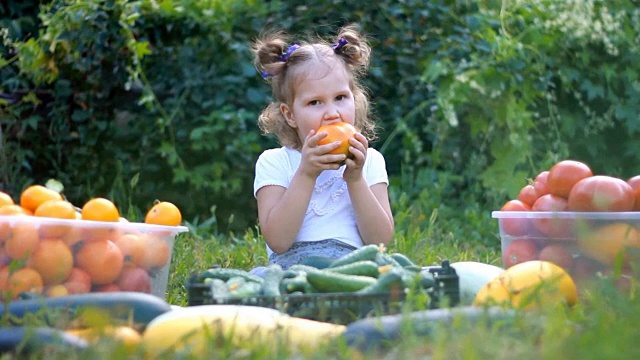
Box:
[4,194,640,358]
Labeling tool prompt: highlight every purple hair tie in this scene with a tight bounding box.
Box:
[279,44,300,62]
[262,44,301,78]
[332,37,348,51]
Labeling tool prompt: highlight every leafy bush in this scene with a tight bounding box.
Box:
[1,0,638,232]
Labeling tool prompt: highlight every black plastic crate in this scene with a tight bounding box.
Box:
[187,283,407,324]
[187,260,459,325]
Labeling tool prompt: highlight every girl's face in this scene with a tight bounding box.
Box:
[280,63,356,145]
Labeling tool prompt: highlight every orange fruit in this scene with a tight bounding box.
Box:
[145,201,182,226]
[139,234,171,270]
[63,267,92,294]
[5,221,40,260]
[34,199,77,238]
[113,233,147,269]
[317,122,357,156]
[0,205,31,242]
[28,238,74,285]
[81,197,120,222]
[5,267,44,299]
[0,192,14,207]
[20,185,63,214]
[62,211,84,247]
[75,240,124,285]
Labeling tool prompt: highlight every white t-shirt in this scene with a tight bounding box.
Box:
[254,146,389,257]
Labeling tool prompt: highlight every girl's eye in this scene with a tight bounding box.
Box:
[308,100,319,106]
[336,95,346,101]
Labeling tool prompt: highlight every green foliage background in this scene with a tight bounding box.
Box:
[1,0,639,238]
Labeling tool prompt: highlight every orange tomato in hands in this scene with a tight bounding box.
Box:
[316,122,357,156]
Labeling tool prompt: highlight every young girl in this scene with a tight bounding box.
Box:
[250,25,394,272]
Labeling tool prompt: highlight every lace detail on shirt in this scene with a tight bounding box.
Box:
[307,169,347,216]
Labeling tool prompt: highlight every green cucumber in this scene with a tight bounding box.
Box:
[357,268,405,294]
[198,268,264,284]
[282,274,310,293]
[298,256,336,269]
[390,253,417,268]
[306,269,377,293]
[326,260,380,278]
[374,252,402,267]
[329,244,381,268]
[261,264,284,297]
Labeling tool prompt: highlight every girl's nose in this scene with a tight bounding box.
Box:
[324,107,340,120]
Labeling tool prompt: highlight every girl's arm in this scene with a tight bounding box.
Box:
[343,133,394,246]
[256,172,315,254]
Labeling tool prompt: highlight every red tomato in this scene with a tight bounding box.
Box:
[627,175,640,211]
[533,171,550,197]
[547,160,593,198]
[499,200,532,236]
[531,194,572,238]
[517,184,539,207]
[538,244,574,271]
[503,238,538,268]
[567,175,635,212]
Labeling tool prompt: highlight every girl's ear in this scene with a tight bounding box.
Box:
[280,103,297,128]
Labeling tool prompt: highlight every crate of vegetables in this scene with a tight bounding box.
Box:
[495,160,640,289]
[187,245,459,324]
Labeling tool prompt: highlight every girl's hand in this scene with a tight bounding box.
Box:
[343,132,368,183]
[298,130,348,179]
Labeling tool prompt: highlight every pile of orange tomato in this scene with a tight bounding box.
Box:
[0,184,182,300]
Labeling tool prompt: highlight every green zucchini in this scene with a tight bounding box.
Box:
[329,244,381,268]
[0,292,172,329]
[198,268,264,284]
[261,264,284,297]
[326,260,380,278]
[342,306,518,352]
[357,268,405,294]
[306,269,377,293]
[0,327,89,353]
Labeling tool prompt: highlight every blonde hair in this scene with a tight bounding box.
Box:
[251,24,377,150]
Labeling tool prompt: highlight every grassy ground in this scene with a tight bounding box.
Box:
[4,190,640,358]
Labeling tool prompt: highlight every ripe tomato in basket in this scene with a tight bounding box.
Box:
[568,175,635,212]
[503,238,538,268]
[628,175,640,211]
[531,194,572,239]
[499,200,531,236]
[547,160,593,198]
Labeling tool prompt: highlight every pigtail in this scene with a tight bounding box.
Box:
[333,24,371,73]
[251,31,290,79]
